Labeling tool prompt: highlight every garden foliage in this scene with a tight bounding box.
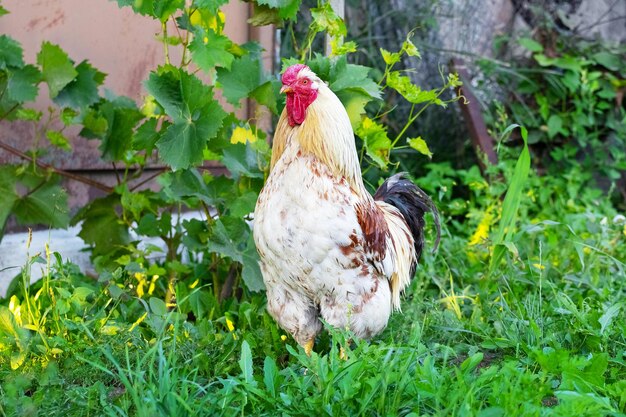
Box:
[0,1,625,416]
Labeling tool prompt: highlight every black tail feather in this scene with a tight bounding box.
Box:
[374,173,441,264]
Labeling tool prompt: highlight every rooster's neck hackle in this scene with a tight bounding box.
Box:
[272,83,367,197]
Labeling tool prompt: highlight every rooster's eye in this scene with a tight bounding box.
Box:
[302,79,309,85]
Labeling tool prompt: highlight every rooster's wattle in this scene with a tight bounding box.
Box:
[253,64,440,353]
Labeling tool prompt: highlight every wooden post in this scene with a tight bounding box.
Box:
[450,58,498,171]
[325,0,345,56]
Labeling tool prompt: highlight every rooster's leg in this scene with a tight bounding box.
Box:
[304,338,315,356]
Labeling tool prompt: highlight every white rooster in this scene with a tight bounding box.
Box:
[254,64,440,354]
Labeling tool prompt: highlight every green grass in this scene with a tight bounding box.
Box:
[1,160,625,416]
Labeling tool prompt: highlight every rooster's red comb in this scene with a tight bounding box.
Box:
[282,64,308,85]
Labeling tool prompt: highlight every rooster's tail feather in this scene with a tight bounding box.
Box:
[374,173,440,273]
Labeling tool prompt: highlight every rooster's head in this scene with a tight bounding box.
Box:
[281,64,321,126]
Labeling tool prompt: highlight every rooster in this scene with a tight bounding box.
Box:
[254,64,440,354]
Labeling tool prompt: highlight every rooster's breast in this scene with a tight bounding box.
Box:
[253,145,366,299]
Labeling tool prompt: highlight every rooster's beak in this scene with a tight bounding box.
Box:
[280,85,292,94]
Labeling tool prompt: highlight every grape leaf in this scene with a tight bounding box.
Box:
[257,0,301,19]
[310,2,345,36]
[55,60,105,109]
[336,90,371,129]
[407,136,432,158]
[79,108,108,139]
[145,68,227,170]
[330,57,381,99]
[207,217,245,261]
[46,130,71,151]
[381,48,400,66]
[114,0,155,16]
[386,71,439,104]
[216,54,263,106]
[72,195,130,256]
[250,80,279,114]
[355,117,391,170]
[0,35,24,69]
[132,118,161,153]
[37,42,78,98]
[189,28,234,71]
[153,0,184,21]
[193,0,228,13]
[248,3,281,26]
[221,142,264,180]
[7,65,41,102]
[99,97,144,160]
[13,181,69,228]
[0,166,18,233]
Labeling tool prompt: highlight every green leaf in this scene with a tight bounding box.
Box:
[402,38,420,58]
[11,351,26,370]
[7,65,41,102]
[355,117,391,170]
[14,108,42,122]
[381,48,400,66]
[207,218,243,261]
[598,304,621,335]
[547,114,563,139]
[330,57,381,100]
[60,107,79,125]
[0,167,18,232]
[407,136,432,158]
[79,108,108,139]
[153,0,184,21]
[0,35,24,69]
[242,233,264,291]
[149,297,168,315]
[229,191,258,218]
[489,125,531,275]
[387,71,438,104]
[55,60,105,109]
[157,101,226,169]
[216,54,263,106]
[248,3,281,26]
[37,42,78,98]
[0,5,8,17]
[310,2,345,37]
[193,0,228,14]
[46,130,71,151]
[121,187,153,219]
[189,28,234,71]
[336,90,371,129]
[132,118,161,153]
[249,80,278,114]
[518,37,544,53]
[146,67,227,169]
[72,196,130,256]
[239,340,254,383]
[592,51,620,72]
[114,0,154,15]
[13,181,69,228]
[99,98,144,160]
[263,356,279,397]
[221,142,264,180]
[256,0,301,20]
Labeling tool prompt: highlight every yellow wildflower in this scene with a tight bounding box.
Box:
[469,209,494,246]
[226,318,235,332]
[230,126,257,144]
